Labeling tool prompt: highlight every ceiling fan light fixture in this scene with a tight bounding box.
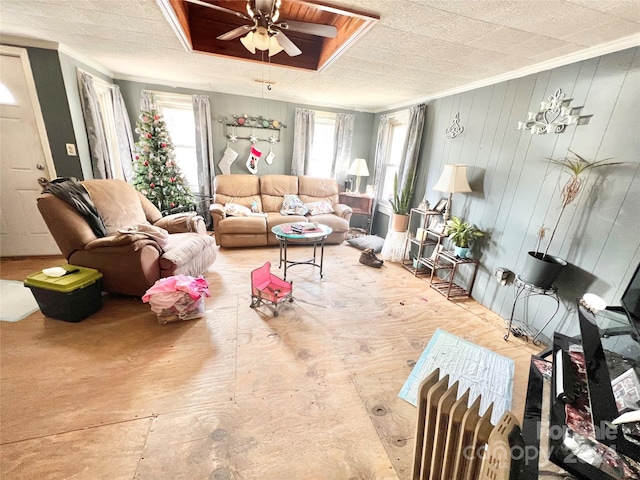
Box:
[268,36,284,56]
[253,26,270,51]
[240,31,256,54]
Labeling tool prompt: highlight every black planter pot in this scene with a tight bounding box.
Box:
[520,251,567,289]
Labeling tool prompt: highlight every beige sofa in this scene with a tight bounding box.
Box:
[210,175,352,248]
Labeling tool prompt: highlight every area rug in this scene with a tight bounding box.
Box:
[399,328,514,424]
[0,279,40,322]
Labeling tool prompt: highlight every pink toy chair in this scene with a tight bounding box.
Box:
[250,262,293,316]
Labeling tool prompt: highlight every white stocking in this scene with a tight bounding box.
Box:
[246,146,262,175]
[265,150,275,165]
[218,147,238,175]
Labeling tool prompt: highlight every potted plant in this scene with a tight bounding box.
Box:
[389,164,416,231]
[445,216,484,258]
[521,150,623,288]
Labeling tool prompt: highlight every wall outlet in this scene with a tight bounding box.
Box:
[494,267,512,286]
[66,143,77,156]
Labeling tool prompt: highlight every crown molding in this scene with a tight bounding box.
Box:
[0,34,59,50]
[58,44,115,78]
[113,72,375,113]
[377,34,640,113]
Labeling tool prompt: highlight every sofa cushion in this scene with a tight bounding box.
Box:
[159,232,217,275]
[217,215,267,235]
[214,174,262,212]
[298,176,339,205]
[83,179,148,235]
[260,175,299,212]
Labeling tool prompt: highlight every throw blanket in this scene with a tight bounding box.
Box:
[44,177,106,237]
[118,224,169,248]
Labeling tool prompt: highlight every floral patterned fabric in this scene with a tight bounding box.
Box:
[305,201,334,216]
[224,203,252,217]
[280,195,308,215]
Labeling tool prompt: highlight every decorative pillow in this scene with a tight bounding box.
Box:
[280,194,308,216]
[224,203,252,217]
[347,235,385,253]
[305,201,334,216]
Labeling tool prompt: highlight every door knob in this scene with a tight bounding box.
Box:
[38,177,49,186]
[36,163,45,170]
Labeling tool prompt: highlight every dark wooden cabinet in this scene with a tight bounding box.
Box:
[338,193,373,233]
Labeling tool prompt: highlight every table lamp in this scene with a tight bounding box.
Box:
[433,164,472,221]
[348,158,369,193]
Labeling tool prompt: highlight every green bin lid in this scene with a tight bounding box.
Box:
[24,265,103,293]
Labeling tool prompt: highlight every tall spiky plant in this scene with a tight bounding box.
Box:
[540,150,623,258]
[389,164,416,215]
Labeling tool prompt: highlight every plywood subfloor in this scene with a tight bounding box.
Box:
[0,244,543,479]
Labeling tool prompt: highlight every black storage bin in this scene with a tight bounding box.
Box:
[24,266,103,322]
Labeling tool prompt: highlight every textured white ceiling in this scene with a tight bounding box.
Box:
[1,0,639,111]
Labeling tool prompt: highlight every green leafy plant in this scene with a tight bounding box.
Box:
[389,164,416,215]
[445,216,484,248]
[536,150,624,258]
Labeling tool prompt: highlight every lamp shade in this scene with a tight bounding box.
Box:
[433,164,471,193]
[240,32,256,54]
[348,158,370,177]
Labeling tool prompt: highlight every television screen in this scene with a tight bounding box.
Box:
[621,262,640,326]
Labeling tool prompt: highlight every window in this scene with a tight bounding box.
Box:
[153,92,198,193]
[307,111,336,178]
[90,77,125,180]
[0,81,16,105]
[379,111,409,207]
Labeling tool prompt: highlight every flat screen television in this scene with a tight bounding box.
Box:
[621,261,640,329]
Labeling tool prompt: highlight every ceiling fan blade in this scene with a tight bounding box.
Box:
[217,25,253,41]
[281,20,337,38]
[273,31,302,56]
[183,0,250,21]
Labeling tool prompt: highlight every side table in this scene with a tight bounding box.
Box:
[503,275,560,345]
[338,193,373,234]
[429,251,480,299]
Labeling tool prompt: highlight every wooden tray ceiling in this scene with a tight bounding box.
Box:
[165,0,379,71]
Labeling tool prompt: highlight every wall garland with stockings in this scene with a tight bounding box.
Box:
[132,109,194,214]
[217,113,284,175]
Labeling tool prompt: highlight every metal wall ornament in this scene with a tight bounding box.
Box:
[445,112,464,138]
[218,114,286,144]
[517,88,592,135]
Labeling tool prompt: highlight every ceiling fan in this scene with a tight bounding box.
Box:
[185,0,338,57]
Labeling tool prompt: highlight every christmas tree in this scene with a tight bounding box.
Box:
[132,108,193,213]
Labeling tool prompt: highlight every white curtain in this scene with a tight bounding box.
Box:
[112,85,135,181]
[79,71,111,179]
[397,103,427,195]
[330,113,354,183]
[192,95,214,229]
[140,89,154,112]
[370,114,391,229]
[291,108,315,175]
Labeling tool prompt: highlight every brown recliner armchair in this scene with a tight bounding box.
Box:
[37,179,217,297]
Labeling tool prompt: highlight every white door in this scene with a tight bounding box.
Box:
[0,46,60,256]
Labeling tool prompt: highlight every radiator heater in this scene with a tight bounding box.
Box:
[411,369,520,480]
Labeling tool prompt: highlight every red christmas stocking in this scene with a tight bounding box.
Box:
[246,146,262,175]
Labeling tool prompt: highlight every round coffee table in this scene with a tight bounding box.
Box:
[271,222,332,280]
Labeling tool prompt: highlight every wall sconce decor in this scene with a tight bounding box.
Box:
[445,112,464,139]
[218,114,286,144]
[517,88,592,135]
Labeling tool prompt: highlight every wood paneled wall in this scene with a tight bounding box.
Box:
[407,47,640,341]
